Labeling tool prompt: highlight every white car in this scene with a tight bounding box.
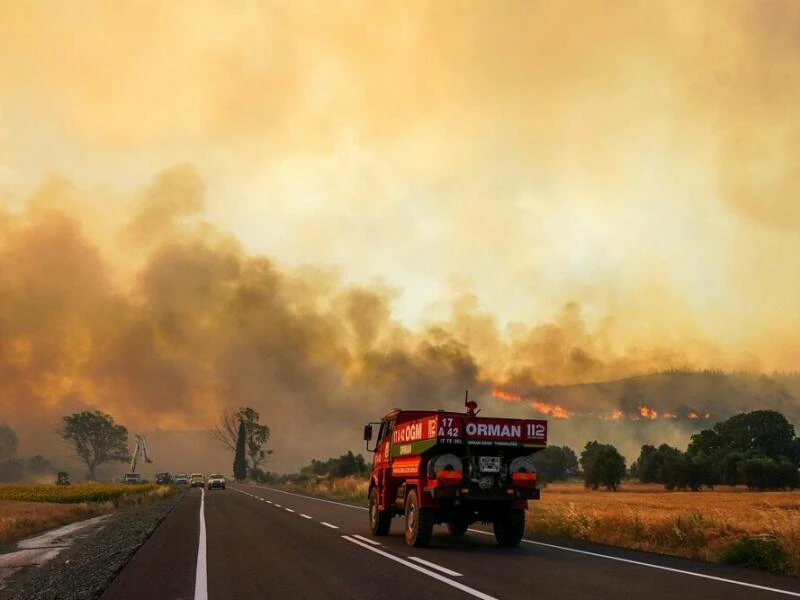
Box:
[206,474,226,490]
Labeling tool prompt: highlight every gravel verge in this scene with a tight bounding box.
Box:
[0,491,186,600]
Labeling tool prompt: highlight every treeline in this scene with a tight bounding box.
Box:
[300,451,369,478]
[632,410,800,491]
[0,424,59,482]
[537,409,800,491]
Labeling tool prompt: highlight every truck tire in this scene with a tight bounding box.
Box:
[369,488,391,536]
[493,509,525,546]
[446,519,469,536]
[404,489,434,547]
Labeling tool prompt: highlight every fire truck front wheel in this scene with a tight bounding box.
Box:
[369,488,391,536]
[404,489,434,548]
[493,508,525,546]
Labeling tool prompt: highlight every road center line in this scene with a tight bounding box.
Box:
[300,514,312,519]
[467,529,800,598]
[274,504,282,508]
[351,534,382,546]
[193,489,208,600]
[321,522,339,529]
[285,508,295,513]
[342,536,496,600]
[408,556,463,577]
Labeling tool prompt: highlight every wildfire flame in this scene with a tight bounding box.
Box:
[638,406,658,420]
[490,387,711,422]
[530,401,574,419]
[490,388,523,403]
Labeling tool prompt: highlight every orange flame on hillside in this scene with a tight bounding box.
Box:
[490,388,523,403]
[530,401,574,419]
[638,406,658,420]
[687,411,699,419]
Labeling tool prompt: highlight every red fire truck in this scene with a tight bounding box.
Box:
[363,397,547,547]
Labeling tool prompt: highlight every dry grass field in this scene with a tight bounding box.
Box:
[277,477,799,574]
[530,482,799,573]
[0,484,177,545]
[0,500,108,545]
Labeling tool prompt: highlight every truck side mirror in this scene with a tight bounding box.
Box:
[363,424,373,441]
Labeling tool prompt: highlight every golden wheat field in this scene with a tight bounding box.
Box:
[0,483,160,504]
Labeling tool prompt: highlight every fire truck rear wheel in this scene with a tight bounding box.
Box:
[404,489,433,547]
[369,488,391,536]
[493,508,525,546]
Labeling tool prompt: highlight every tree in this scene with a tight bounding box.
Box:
[212,407,273,473]
[688,410,797,462]
[233,419,248,482]
[59,411,130,480]
[580,441,626,491]
[0,424,18,460]
[533,446,580,484]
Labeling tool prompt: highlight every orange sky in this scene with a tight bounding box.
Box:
[1,1,799,470]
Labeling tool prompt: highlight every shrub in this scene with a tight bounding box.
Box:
[718,536,793,574]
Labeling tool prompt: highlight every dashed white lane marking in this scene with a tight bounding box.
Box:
[467,529,800,598]
[351,534,381,546]
[408,556,463,577]
[342,536,497,600]
[243,485,367,510]
[275,504,282,508]
[285,508,295,513]
[321,522,339,529]
[193,488,208,600]
[300,514,312,519]
[266,500,273,504]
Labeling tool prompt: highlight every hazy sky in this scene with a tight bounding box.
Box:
[1,1,799,470]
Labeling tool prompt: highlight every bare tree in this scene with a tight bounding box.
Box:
[212,407,273,472]
[211,408,240,452]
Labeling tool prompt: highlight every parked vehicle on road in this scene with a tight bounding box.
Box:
[174,473,189,486]
[189,473,205,488]
[155,472,172,485]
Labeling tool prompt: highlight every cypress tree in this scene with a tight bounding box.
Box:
[234,419,248,482]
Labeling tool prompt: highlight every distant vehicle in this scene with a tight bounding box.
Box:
[122,473,142,484]
[155,472,172,485]
[189,473,205,488]
[206,474,226,490]
[174,473,189,486]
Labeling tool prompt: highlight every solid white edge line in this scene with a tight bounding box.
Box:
[467,529,800,598]
[351,534,382,546]
[408,556,463,577]
[300,514,312,519]
[321,522,339,529]
[193,488,208,600]
[342,536,496,600]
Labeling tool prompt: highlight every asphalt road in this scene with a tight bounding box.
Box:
[101,485,800,600]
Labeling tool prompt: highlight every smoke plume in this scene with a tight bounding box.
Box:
[1,1,799,471]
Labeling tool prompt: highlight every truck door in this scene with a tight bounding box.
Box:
[375,419,394,469]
